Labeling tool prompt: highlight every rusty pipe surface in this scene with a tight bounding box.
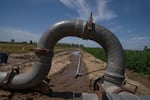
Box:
[0,19,125,89]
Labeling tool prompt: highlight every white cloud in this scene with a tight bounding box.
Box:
[131,36,150,41]
[120,36,150,50]
[127,30,132,33]
[59,0,117,22]
[95,0,117,22]
[0,27,40,42]
[108,24,123,34]
[60,0,90,20]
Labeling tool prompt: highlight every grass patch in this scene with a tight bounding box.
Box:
[82,47,106,62]
[125,50,150,74]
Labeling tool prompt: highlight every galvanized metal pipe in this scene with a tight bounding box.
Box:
[74,52,82,78]
[0,19,125,89]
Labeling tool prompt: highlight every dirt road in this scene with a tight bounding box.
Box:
[0,49,150,100]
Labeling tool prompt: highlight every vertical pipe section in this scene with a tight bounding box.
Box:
[94,25,125,85]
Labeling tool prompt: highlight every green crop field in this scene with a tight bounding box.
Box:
[82,47,150,76]
[126,50,150,74]
[82,47,106,62]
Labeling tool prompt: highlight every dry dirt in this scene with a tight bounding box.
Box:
[0,50,150,100]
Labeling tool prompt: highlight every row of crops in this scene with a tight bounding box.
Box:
[126,50,150,74]
[82,47,150,75]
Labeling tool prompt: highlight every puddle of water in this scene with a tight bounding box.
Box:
[71,51,80,56]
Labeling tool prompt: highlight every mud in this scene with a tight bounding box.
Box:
[49,51,92,100]
[0,50,93,100]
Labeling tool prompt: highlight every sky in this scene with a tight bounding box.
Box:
[0,0,150,50]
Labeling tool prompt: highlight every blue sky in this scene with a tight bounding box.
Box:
[0,0,150,50]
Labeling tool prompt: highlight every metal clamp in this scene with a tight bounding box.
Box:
[87,12,93,31]
[3,65,20,84]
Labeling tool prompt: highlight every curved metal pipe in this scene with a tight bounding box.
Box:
[0,19,125,89]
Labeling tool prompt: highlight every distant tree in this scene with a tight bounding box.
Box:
[144,46,148,51]
[11,39,15,43]
[33,42,37,45]
[29,40,33,44]
[79,44,84,48]
[21,41,28,44]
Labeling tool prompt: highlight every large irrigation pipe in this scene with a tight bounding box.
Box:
[0,19,125,89]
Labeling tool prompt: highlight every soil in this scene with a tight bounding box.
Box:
[0,49,150,100]
[125,69,150,94]
[49,51,91,100]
